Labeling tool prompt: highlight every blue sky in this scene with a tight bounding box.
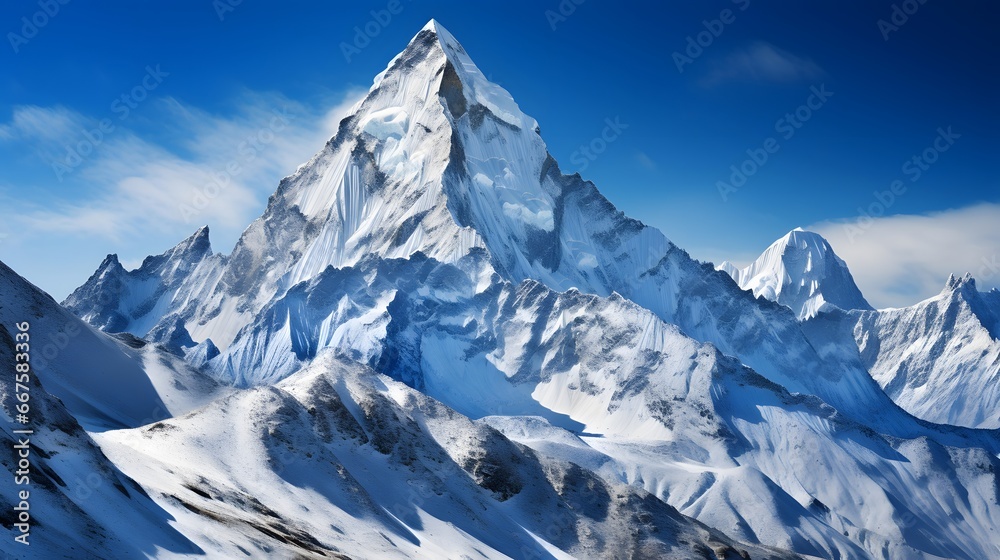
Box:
[1,0,997,307]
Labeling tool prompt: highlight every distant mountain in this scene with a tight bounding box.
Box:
[850,273,1000,428]
[719,228,873,319]
[62,225,226,355]
[729,230,1000,429]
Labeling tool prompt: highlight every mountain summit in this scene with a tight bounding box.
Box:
[64,19,672,349]
[720,228,873,319]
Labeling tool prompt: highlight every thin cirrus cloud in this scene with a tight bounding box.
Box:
[0,104,86,142]
[1,88,366,244]
[700,42,825,87]
[634,151,658,171]
[809,202,1000,309]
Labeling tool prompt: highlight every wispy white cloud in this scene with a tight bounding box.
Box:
[634,151,657,171]
[809,203,1000,308]
[701,42,825,87]
[1,88,366,244]
[0,105,86,143]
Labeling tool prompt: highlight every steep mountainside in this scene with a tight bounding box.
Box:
[69,22,904,433]
[95,354,795,560]
[214,251,1000,560]
[1,260,227,432]
[849,273,1000,428]
[0,265,202,558]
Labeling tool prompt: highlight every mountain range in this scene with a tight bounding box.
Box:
[4,19,999,560]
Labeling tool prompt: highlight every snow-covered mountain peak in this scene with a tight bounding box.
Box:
[731,228,872,319]
[368,19,536,133]
[943,271,977,293]
[94,252,126,277]
[780,227,825,249]
[63,225,225,337]
[183,224,211,252]
[134,225,213,271]
[420,17,442,32]
[938,272,1000,339]
[853,268,1000,428]
[65,22,673,350]
[45,21,1000,558]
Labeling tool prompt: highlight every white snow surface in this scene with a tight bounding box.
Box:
[209,252,1000,559]
[848,273,1000,429]
[0,262,207,558]
[94,353,791,560]
[1,260,227,432]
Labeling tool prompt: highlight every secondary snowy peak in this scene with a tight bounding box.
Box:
[937,272,1000,338]
[852,272,1000,428]
[63,225,224,339]
[732,228,872,319]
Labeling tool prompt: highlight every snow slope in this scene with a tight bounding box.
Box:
[211,251,1000,560]
[719,228,873,320]
[0,300,200,558]
[0,260,227,432]
[849,273,1000,428]
[95,353,793,560]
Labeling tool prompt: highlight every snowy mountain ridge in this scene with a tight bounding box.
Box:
[726,229,1000,429]
[848,272,1000,428]
[46,19,1000,560]
[67,24,904,433]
